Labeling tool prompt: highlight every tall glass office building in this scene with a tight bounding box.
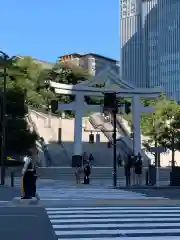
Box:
[120,0,180,101]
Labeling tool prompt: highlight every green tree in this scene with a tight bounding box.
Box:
[16,57,46,106]
[141,96,180,166]
[0,54,38,159]
[47,62,91,116]
[52,62,91,84]
[157,102,180,166]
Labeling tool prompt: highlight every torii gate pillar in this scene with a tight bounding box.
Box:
[132,95,141,155]
[72,95,84,166]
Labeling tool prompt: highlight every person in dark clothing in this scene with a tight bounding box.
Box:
[124,156,131,187]
[135,153,142,185]
[131,155,136,185]
[32,165,38,197]
[21,148,38,199]
[83,152,88,165]
[84,162,91,184]
[21,151,34,199]
[89,154,94,165]
[117,153,122,167]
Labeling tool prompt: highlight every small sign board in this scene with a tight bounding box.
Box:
[150,147,167,153]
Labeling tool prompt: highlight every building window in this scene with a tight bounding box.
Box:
[121,0,128,18]
[88,57,95,62]
[130,2,136,14]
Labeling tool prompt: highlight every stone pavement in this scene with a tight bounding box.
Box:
[46,205,180,239]
[129,187,180,200]
[33,179,167,203]
[10,176,170,189]
[0,185,20,202]
[2,178,174,204]
[3,177,180,206]
[0,206,57,240]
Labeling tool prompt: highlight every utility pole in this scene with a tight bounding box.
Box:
[0,51,8,185]
[112,108,117,187]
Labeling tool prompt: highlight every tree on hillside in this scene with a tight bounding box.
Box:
[52,62,91,84]
[16,57,48,107]
[2,55,92,114]
[0,55,23,89]
[0,55,38,160]
[5,88,38,155]
[46,62,91,116]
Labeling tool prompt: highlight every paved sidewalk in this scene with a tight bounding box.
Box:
[0,206,57,240]
[128,188,180,200]
[0,185,20,202]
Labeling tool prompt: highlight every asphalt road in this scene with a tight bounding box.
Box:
[0,206,57,240]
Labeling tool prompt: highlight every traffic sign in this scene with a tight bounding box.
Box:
[150,147,167,153]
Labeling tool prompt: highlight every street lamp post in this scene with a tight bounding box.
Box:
[0,51,8,185]
[112,108,117,187]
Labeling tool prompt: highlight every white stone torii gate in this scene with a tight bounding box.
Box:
[49,68,162,160]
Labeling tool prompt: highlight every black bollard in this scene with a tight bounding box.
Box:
[11,172,14,187]
[58,128,62,144]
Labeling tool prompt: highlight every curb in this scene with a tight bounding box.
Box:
[12,197,39,205]
[116,186,180,190]
[31,198,180,207]
[5,198,180,208]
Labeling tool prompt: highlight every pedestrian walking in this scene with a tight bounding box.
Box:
[75,165,81,184]
[124,157,131,187]
[83,152,88,165]
[135,153,143,185]
[131,155,136,185]
[84,162,91,184]
[89,153,94,165]
[117,153,122,167]
[32,162,39,199]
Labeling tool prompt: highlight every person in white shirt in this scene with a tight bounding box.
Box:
[21,148,37,199]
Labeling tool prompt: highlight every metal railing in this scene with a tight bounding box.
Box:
[27,111,53,167]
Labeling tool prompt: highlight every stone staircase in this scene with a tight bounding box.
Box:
[12,166,170,183]
[29,110,71,166]
[31,110,115,167]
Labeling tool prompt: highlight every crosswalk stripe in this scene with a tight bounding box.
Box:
[54,228,180,235]
[46,206,180,239]
[46,206,180,210]
[50,217,180,223]
[47,209,180,214]
[53,222,180,228]
[48,213,180,218]
[57,237,180,240]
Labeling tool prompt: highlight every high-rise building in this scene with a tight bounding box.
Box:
[59,53,119,76]
[120,0,180,101]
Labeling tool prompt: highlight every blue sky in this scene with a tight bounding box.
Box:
[0,0,119,62]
